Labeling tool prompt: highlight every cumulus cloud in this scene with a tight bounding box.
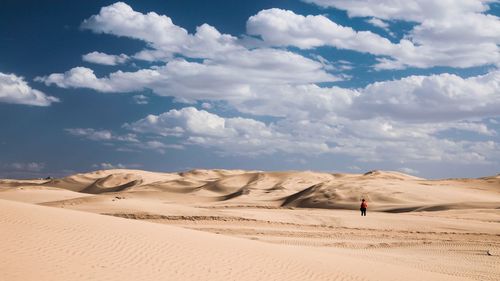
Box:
[0,162,48,179]
[81,2,243,61]
[303,0,491,22]
[201,102,212,109]
[132,94,149,105]
[83,1,498,70]
[366,18,389,30]
[247,8,500,69]
[175,70,500,123]
[35,66,149,92]
[4,162,45,172]
[135,140,184,154]
[36,49,339,101]
[41,2,500,169]
[351,70,500,122]
[37,4,341,107]
[122,106,500,164]
[93,162,126,169]
[57,70,500,164]
[398,167,419,175]
[0,72,59,106]
[65,128,138,142]
[66,128,113,141]
[125,107,331,156]
[125,107,226,137]
[247,9,396,53]
[302,0,500,69]
[82,51,129,65]
[76,2,499,70]
[64,127,185,154]
[365,18,395,36]
[92,162,142,169]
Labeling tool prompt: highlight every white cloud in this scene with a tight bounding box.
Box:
[248,7,500,69]
[93,162,126,169]
[37,48,339,101]
[4,162,45,172]
[125,107,331,156]
[231,83,355,119]
[201,102,212,109]
[66,128,113,141]
[92,162,142,169]
[447,122,496,136]
[137,140,184,154]
[64,127,183,154]
[77,2,499,70]
[82,51,129,65]
[35,66,154,92]
[125,107,226,137]
[81,2,187,52]
[366,18,389,30]
[65,128,138,142]
[124,113,184,137]
[106,67,499,163]
[399,167,419,175]
[35,2,337,101]
[352,70,500,122]
[303,0,492,21]
[316,118,499,164]
[132,94,149,105]
[55,65,500,160]
[0,72,58,106]
[366,18,395,36]
[37,2,500,169]
[247,9,396,53]
[122,106,500,164]
[152,70,500,123]
[81,2,243,61]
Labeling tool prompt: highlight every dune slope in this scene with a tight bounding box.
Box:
[0,199,474,281]
[13,169,498,212]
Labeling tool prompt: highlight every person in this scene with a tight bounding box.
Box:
[360,199,367,216]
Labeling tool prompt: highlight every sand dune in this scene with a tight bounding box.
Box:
[0,199,477,281]
[1,169,499,280]
[16,168,499,212]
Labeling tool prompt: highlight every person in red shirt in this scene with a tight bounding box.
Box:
[360,199,367,216]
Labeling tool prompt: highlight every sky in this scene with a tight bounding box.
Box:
[0,0,499,179]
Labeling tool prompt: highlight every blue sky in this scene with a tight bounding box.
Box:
[1,0,499,179]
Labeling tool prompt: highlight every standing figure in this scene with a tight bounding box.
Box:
[360,199,367,216]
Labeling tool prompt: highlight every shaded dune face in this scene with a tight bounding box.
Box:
[2,170,498,281]
[4,169,499,213]
[80,176,143,194]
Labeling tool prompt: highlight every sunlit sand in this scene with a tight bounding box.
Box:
[1,169,499,280]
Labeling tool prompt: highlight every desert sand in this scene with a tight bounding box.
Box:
[1,169,499,280]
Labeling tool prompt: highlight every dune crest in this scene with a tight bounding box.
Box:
[4,168,493,212]
[1,169,499,280]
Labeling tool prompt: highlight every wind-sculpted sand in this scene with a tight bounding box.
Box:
[1,169,499,280]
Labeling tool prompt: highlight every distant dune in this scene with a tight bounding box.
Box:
[1,169,499,280]
[5,168,498,212]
